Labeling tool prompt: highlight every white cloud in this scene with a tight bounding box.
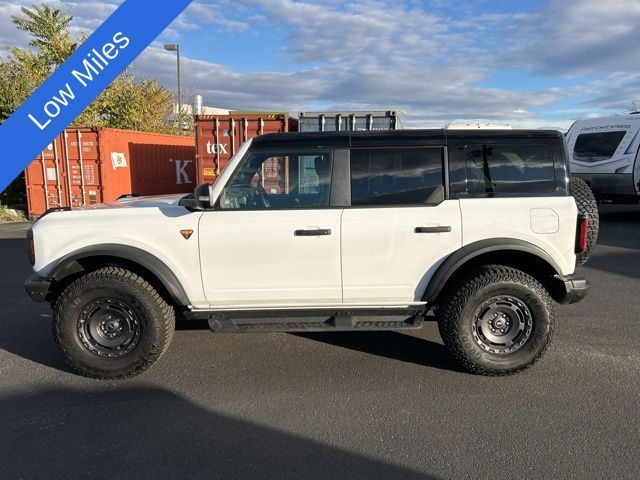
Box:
[1,0,637,128]
[504,0,640,77]
[133,44,569,131]
[0,2,31,48]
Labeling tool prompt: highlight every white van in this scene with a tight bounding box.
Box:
[566,114,640,203]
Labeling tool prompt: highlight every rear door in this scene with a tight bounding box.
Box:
[341,146,462,305]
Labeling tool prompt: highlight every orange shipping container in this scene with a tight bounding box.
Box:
[25,128,196,219]
[194,113,298,184]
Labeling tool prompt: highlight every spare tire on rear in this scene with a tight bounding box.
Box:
[570,177,599,267]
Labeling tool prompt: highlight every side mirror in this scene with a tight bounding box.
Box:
[194,183,214,210]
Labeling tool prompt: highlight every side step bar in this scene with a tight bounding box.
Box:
[183,308,426,333]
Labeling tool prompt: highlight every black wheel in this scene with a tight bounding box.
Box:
[436,265,555,375]
[570,177,599,267]
[53,267,175,379]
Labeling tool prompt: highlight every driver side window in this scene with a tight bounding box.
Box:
[221,150,333,209]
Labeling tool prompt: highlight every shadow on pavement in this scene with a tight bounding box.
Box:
[0,387,435,479]
[294,330,463,373]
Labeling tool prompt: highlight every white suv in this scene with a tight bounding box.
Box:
[25,129,596,379]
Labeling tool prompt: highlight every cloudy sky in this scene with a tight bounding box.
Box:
[1,0,639,129]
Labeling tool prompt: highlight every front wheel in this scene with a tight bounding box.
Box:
[436,265,555,375]
[53,267,175,379]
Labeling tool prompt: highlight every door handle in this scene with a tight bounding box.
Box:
[415,226,451,233]
[295,229,332,236]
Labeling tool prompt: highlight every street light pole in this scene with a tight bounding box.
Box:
[164,44,181,119]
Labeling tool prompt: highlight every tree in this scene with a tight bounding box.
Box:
[10,3,76,66]
[0,3,180,133]
[75,73,177,132]
[0,3,184,207]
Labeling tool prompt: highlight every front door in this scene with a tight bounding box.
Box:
[341,146,462,304]
[199,147,342,308]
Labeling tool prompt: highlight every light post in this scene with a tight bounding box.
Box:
[164,43,181,119]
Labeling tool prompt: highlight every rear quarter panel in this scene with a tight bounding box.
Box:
[459,197,577,275]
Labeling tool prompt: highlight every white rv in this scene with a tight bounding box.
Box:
[566,114,640,203]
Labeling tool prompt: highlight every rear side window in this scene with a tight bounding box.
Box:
[350,147,443,206]
[465,144,556,195]
[573,131,626,163]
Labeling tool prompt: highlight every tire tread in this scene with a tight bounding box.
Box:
[436,265,555,376]
[52,266,175,380]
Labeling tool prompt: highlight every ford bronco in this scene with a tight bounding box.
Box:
[25,129,597,379]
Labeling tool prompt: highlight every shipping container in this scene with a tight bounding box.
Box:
[298,111,399,132]
[25,128,195,219]
[194,113,297,184]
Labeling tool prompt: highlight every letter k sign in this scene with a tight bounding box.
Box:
[174,159,193,184]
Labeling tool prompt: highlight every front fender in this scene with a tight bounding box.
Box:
[48,244,191,306]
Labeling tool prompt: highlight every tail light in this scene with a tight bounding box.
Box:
[27,229,35,265]
[576,215,589,254]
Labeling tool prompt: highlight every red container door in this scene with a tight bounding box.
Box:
[64,129,103,208]
[25,131,101,218]
[25,137,66,218]
[195,114,291,184]
[201,117,234,183]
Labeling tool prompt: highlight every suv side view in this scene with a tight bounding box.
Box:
[25,129,596,379]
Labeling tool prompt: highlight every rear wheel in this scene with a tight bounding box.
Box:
[436,265,555,375]
[53,267,175,379]
[570,177,599,267]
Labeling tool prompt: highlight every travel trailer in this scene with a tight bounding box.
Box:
[566,114,640,203]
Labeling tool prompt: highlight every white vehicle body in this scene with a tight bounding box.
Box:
[25,128,594,379]
[29,132,580,312]
[566,114,640,201]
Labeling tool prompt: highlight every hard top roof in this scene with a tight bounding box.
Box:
[251,129,564,149]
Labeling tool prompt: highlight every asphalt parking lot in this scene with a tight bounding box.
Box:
[1,206,639,479]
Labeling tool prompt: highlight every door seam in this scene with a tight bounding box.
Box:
[339,208,345,303]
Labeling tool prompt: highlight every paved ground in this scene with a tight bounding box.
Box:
[1,206,639,479]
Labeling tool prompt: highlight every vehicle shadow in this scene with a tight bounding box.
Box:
[293,327,463,373]
[173,318,463,373]
[0,387,436,479]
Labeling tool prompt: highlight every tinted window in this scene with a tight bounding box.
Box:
[465,144,556,195]
[573,131,626,163]
[350,148,443,206]
[221,150,332,209]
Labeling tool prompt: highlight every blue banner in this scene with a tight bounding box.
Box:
[0,0,193,193]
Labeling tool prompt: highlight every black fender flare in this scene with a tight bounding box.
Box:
[422,238,563,302]
[48,244,191,306]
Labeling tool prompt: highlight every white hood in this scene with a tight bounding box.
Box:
[77,193,187,210]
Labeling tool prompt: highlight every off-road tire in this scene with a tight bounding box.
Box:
[570,176,599,267]
[53,267,175,380]
[436,265,555,376]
